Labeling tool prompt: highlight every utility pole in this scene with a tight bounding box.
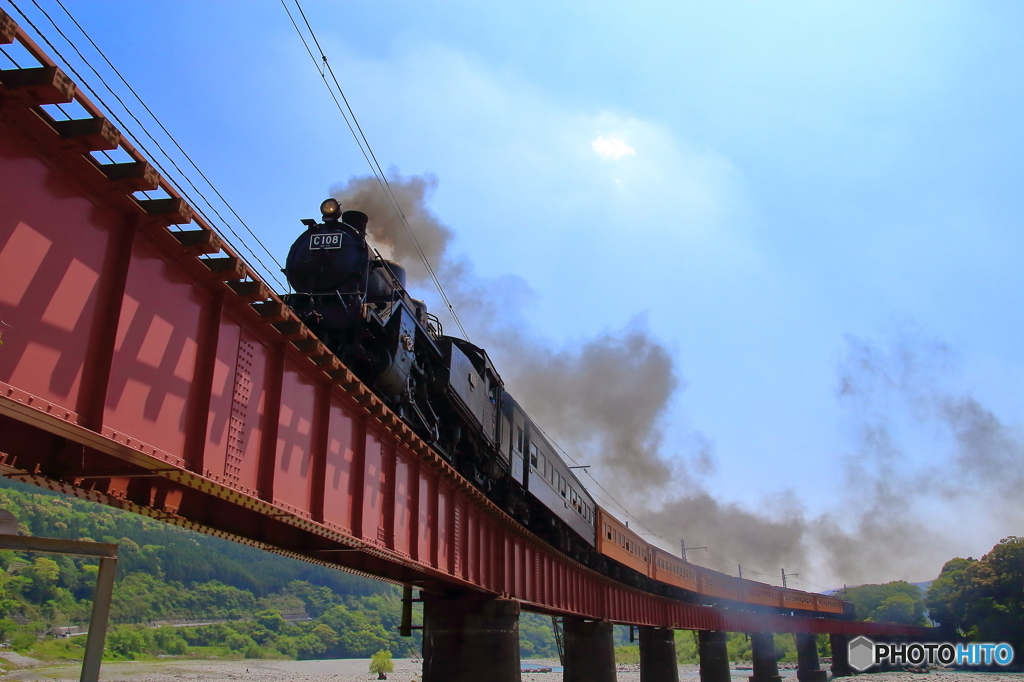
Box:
[680,539,707,563]
[738,565,743,579]
[781,568,798,588]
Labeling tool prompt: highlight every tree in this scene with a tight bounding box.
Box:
[311,623,339,650]
[106,625,148,658]
[874,593,919,625]
[925,557,974,638]
[926,537,1024,659]
[845,581,926,625]
[255,608,285,632]
[369,649,394,680]
[962,536,1024,653]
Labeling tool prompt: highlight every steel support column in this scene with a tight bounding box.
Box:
[830,634,855,678]
[422,592,521,682]
[795,633,827,682]
[640,626,679,682]
[564,617,616,682]
[698,630,731,682]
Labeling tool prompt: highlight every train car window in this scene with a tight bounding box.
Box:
[558,477,567,498]
[516,426,523,453]
[530,443,538,469]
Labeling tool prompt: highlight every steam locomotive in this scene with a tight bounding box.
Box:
[282,199,849,617]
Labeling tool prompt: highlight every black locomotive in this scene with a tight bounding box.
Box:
[283,199,597,563]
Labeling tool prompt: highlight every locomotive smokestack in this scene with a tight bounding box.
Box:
[332,173,450,282]
[342,210,368,234]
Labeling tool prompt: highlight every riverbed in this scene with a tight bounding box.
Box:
[3,658,1023,682]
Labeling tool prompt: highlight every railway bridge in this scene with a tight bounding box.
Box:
[0,10,927,682]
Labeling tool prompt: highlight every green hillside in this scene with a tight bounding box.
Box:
[0,477,552,662]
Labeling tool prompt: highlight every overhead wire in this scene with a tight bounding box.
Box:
[280,0,470,341]
[8,0,286,290]
[47,0,287,290]
[276,0,715,566]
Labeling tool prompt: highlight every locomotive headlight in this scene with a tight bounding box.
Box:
[320,198,341,220]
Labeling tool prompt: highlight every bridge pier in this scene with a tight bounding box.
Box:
[421,593,521,682]
[639,626,679,682]
[563,617,616,682]
[698,630,731,682]
[829,634,856,678]
[795,634,827,682]
[749,632,782,682]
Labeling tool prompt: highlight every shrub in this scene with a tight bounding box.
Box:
[225,633,255,652]
[106,625,148,658]
[152,626,188,655]
[369,649,394,679]
[10,627,39,651]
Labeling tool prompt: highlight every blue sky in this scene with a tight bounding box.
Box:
[11,0,1024,587]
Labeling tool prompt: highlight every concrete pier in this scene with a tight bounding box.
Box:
[830,633,856,678]
[422,593,521,682]
[639,626,680,682]
[698,630,731,682]
[563,617,616,682]
[795,633,827,682]
[749,632,783,682]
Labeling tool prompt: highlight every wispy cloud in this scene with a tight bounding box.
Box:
[591,135,636,159]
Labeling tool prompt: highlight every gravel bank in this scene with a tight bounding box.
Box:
[3,659,1022,682]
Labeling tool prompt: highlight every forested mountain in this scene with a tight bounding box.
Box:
[0,478,386,600]
[0,478,560,660]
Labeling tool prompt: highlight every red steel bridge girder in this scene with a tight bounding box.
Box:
[0,12,925,638]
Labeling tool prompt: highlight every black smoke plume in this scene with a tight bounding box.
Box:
[332,172,1019,587]
[332,171,813,578]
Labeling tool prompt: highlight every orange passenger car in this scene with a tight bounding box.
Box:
[814,595,845,614]
[587,506,845,615]
[742,581,783,608]
[649,546,699,592]
[696,567,744,602]
[596,507,649,576]
[782,590,816,611]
